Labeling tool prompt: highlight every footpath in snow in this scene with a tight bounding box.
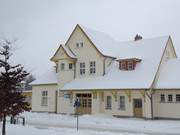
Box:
[19,112,180,135]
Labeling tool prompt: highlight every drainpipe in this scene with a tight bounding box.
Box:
[146,88,155,120]
[151,93,153,119]
[103,57,106,76]
[55,90,58,113]
[74,61,76,79]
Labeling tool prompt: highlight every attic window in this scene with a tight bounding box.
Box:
[118,58,141,71]
[76,42,83,48]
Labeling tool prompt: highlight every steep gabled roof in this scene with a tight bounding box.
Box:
[155,58,180,89]
[50,44,76,61]
[63,24,116,59]
[61,36,170,90]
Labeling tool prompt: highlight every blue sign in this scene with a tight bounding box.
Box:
[74,99,81,108]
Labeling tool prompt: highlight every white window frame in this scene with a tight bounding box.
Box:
[160,94,165,102]
[61,63,65,70]
[80,42,83,47]
[168,94,173,102]
[69,63,73,70]
[80,62,85,75]
[106,96,112,109]
[176,94,180,102]
[41,91,48,106]
[120,61,126,70]
[76,42,83,48]
[127,61,134,70]
[90,61,96,74]
[119,96,125,110]
[76,43,79,48]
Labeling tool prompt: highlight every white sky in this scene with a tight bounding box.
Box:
[0,0,180,77]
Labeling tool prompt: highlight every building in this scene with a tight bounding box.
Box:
[31,24,180,119]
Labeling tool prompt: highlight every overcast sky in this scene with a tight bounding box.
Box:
[0,0,180,77]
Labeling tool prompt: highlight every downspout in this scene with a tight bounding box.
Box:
[103,57,106,76]
[55,90,58,113]
[74,61,76,79]
[145,85,155,120]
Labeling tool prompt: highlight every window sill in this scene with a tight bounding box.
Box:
[159,101,180,103]
[118,108,125,111]
[41,105,48,107]
[105,107,112,110]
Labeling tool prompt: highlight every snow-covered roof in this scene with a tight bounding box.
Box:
[62,45,76,59]
[80,25,169,59]
[61,59,163,90]
[30,67,58,85]
[60,27,171,90]
[34,25,172,89]
[51,44,76,61]
[155,59,180,89]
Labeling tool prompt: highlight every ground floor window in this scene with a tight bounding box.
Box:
[168,94,173,102]
[41,90,48,106]
[160,94,165,102]
[176,94,180,102]
[119,96,125,110]
[106,96,112,109]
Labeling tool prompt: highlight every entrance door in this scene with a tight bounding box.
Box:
[76,93,92,114]
[133,99,143,117]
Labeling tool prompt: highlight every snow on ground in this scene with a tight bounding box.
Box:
[0,124,145,135]
[19,112,180,135]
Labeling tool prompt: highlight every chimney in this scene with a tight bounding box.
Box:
[134,34,142,41]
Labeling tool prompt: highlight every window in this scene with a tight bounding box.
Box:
[80,62,85,75]
[168,94,173,102]
[176,94,180,102]
[106,96,112,109]
[119,96,125,110]
[69,63,73,70]
[127,61,134,70]
[80,42,83,47]
[120,61,126,70]
[90,61,96,74]
[76,42,83,48]
[61,63,65,70]
[41,91,48,106]
[160,94,165,102]
[76,43,79,48]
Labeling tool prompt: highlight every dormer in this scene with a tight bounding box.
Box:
[50,44,77,62]
[117,58,141,71]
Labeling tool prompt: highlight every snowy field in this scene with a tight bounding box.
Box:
[1,112,180,135]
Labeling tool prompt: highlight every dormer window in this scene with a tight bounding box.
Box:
[118,58,141,71]
[120,61,126,69]
[127,61,134,70]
